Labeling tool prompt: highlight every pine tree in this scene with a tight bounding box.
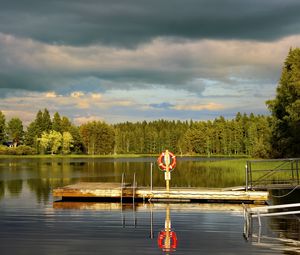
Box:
[6,118,24,146]
[0,111,6,144]
[61,116,72,132]
[52,112,61,133]
[42,108,52,132]
[35,110,44,137]
[266,48,300,157]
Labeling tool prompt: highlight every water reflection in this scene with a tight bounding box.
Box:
[2,157,300,254]
[6,179,23,196]
[0,181,4,199]
[54,201,179,252]
[157,204,178,253]
[53,202,249,253]
[53,200,300,254]
[0,157,246,203]
[244,209,300,253]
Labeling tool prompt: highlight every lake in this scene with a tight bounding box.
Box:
[0,157,299,254]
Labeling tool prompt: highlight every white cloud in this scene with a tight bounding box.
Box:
[73,116,104,125]
[173,102,225,111]
[91,93,102,99]
[45,91,58,98]
[70,91,85,98]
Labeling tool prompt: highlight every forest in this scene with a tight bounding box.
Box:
[0,48,299,158]
[0,110,271,157]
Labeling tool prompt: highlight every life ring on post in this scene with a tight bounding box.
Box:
[157,151,176,171]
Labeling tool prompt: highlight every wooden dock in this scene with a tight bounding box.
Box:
[53,201,262,212]
[53,182,268,204]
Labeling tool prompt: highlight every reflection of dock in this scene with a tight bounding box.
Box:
[53,182,268,204]
[53,201,257,212]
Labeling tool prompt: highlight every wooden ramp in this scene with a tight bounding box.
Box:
[53,182,268,204]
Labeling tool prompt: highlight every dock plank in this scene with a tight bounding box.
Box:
[53,182,268,203]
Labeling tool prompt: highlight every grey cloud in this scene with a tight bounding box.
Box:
[1,0,300,47]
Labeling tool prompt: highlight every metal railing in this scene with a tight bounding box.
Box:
[245,158,300,190]
[243,203,300,241]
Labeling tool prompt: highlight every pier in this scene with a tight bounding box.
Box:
[53,182,268,204]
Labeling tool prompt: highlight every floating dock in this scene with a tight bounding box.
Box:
[53,201,261,212]
[53,182,268,204]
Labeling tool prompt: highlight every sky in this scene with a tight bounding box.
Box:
[1,0,300,126]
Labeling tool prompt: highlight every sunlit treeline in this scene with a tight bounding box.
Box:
[114,113,271,157]
[0,109,271,157]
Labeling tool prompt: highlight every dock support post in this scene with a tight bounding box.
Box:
[150,162,153,191]
[121,172,125,228]
[297,160,299,185]
[165,150,170,193]
[245,164,248,192]
[121,172,124,205]
[149,203,154,239]
[133,172,136,205]
[257,210,261,227]
[292,160,295,182]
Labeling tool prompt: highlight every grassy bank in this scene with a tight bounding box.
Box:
[0,153,249,159]
[0,154,155,159]
[195,158,248,171]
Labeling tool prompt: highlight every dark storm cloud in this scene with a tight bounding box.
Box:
[1,0,300,47]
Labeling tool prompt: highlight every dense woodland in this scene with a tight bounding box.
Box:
[0,48,299,158]
[0,110,271,157]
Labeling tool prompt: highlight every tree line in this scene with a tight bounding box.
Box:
[0,109,271,157]
[0,48,299,158]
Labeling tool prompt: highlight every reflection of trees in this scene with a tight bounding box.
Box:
[6,179,23,196]
[268,190,300,242]
[26,157,75,203]
[27,179,51,203]
[169,161,244,188]
[72,159,245,188]
[1,157,249,202]
[269,216,300,241]
[0,181,4,200]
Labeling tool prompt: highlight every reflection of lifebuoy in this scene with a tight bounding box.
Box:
[157,230,178,251]
[157,151,176,171]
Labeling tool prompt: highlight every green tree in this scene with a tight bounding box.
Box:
[61,116,72,132]
[266,48,300,157]
[80,121,115,155]
[52,112,61,133]
[62,132,73,154]
[0,111,6,144]
[24,109,50,148]
[39,130,62,155]
[6,118,24,146]
[35,110,44,137]
[24,122,38,147]
[68,125,83,153]
[42,108,52,132]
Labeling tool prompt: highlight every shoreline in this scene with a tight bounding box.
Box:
[0,154,249,159]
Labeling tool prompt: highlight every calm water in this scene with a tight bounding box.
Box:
[0,157,299,254]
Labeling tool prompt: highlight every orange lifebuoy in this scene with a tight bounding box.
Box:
[157,230,178,251]
[157,151,176,171]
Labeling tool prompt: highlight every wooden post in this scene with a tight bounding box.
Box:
[133,172,136,205]
[165,204,171,250]
[150,162,153,191]
[149,203,154,239]
[245,164,248,192]
[121,172,124,204]
[165,150,171,192]
[297,159,299,185]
